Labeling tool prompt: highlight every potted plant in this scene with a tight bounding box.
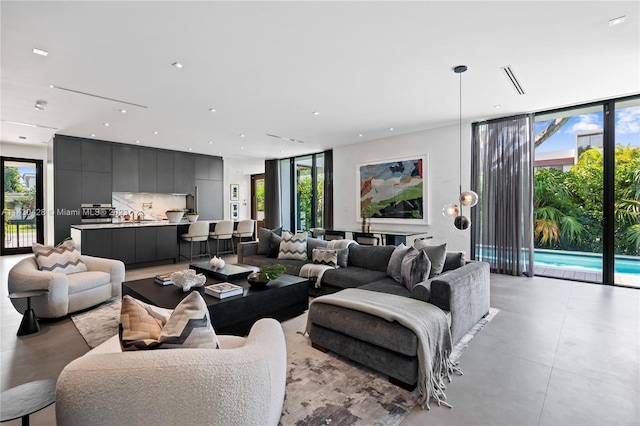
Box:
[186,212,199,222]
[165,209,185,223]
[247,263,286,288]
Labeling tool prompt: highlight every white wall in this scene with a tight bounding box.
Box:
[0,141,54,244]
[223,157,264,221]
[332,122,473,253]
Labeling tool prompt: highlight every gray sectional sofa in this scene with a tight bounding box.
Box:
[237,237,490,389]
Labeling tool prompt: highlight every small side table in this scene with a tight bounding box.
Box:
[8,290,48,336]
[0,379,56,426]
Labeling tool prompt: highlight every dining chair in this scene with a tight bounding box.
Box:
[232,219,255,252]
[352,232,380,246]
[180,221,211,261]
[210,220,235,255]
[324,230,346,241]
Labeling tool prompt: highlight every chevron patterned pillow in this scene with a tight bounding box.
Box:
[119,292,220,351]
[32,239,87,274]
[278,231,308,261]
[312,248,338,268]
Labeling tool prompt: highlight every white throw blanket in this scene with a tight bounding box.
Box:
[306,288,460,409]
[299,239,356,288]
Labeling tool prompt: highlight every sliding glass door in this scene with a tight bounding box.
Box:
[533,96,640,287]
[2,157,44,254]
[613,98,640,286]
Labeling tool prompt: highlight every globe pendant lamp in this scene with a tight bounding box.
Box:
[443,64,478,230]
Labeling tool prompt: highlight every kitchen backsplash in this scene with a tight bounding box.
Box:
[112,192,187,221]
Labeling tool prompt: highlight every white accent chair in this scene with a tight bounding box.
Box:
[180,221,211,262]
[7,255,125,318]
[55,318,287,426]
[210,220,234,255]
[232,219,255,252]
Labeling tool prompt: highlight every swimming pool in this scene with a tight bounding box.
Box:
[534,249,640,275]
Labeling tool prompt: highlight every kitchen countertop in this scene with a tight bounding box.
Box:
[71,221,186,230]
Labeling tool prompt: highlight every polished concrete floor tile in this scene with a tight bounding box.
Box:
[539,368,640,426]
[470,309,562,367]
[403,344,552,425]
[554,322,640,392]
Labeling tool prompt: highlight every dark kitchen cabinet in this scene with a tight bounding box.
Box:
[156,226,177,260]
[82,141,111,172]
[54,136,82,171]
[195,179,223,220]
[81,171,112,204]
[174,153,195,194]
[112,145,139,192]
[209,156,223,181]
[112,228,136,264]
[54,169,81,243]
[195,156,209,180]
[83,229,112,258]
[157,151,174,193]
[138,148,158,193]
[135,227,157,263]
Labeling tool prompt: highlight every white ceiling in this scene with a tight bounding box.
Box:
[2,1,639,165]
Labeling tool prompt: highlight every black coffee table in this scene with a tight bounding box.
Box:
[122,274,308,336]
[189,262,258,280]
[0,379,56,426]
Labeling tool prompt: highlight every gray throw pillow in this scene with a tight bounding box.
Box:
[414,241,447,277]
[386,243,410,283]
[400,247,431,290]
[268,233,283,258]
[336,248,349,268]
[258,227,282,255]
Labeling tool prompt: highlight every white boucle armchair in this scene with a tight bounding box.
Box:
[55,318,287,426]
[8,255,125,318]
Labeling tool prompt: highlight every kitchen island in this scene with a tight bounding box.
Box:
[71,221,201,268]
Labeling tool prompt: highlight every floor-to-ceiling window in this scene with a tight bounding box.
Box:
[277,152,325,233]
[533,96,639,287]
[2,157,44,254]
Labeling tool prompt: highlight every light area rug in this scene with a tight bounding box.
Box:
[71,300,498,426]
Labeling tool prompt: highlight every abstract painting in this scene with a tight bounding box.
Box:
[357,155,428,224]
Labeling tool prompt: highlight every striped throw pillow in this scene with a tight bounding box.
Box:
[119,292,220,351]
[312,248,338,268]
[278,231,308,261]
[32,239,87,274]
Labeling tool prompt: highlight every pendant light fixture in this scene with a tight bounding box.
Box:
[442,65,478,230]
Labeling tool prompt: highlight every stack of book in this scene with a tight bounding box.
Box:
[154,273,174,286]
[204,282,244,299]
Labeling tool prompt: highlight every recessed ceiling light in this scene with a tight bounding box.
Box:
[217,152,222,155]
[609,15,626,26]
[90,133,96,137]
[358,133,363,137]
[312,111,320,116]
[172,62,184,69]
[135,140,140,144]
[209,108,216,113]
[188,148,192,151]
[280,150,285,153]
[240,146,245,149]
[239,134,245,138]
[119,109,127,114]
[103,122,110,127]
[208,141,213,144]
[389,127,394,131]
[153,131,159,135]
[493,105,502,109]
[49,84,54,89]
[32,48,48,57]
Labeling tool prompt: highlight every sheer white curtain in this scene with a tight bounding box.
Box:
[471,114,535,276]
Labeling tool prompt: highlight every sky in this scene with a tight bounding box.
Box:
[535,105,640,153]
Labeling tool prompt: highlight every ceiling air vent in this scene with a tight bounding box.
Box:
[500,65,526,95]
[266,134,304,144]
